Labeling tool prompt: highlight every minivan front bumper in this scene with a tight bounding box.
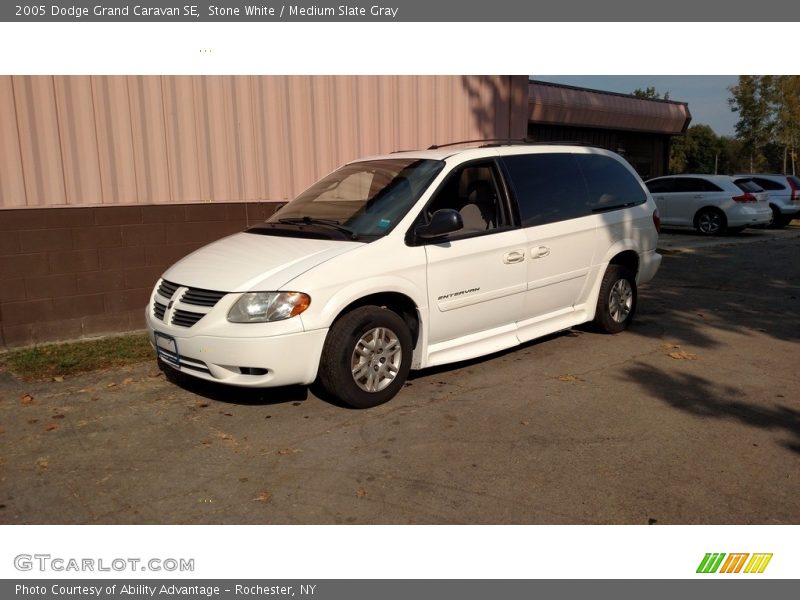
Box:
[147,313,328,388]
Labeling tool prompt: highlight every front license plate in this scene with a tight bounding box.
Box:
[155,332,180,367]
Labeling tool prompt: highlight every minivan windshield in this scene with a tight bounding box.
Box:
[255,158,443,240]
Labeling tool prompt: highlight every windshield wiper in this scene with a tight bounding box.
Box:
[277,217,359,240]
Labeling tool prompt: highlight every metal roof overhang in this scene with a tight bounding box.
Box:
[529,80,692,135]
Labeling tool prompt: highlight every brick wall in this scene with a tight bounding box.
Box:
[0,202,279,349]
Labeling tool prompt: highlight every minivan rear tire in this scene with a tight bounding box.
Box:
[317,306,412,408]
[594,265,637,334]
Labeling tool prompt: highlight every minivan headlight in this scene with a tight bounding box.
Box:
[227,292,311,323]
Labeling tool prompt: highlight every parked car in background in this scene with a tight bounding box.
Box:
[147,143,661,408]
[733,174,800,228]
[645,174,771,235]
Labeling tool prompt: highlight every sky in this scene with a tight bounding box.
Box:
[532,75,739,137]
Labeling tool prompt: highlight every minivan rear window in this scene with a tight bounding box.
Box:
[502,152,647,227]
[575,154,648,211]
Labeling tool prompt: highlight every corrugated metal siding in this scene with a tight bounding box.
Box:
[0,75,528,209]
[12,76,68,206]
[0,77,27,208]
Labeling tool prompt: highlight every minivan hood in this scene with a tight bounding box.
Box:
[162,232,363,292]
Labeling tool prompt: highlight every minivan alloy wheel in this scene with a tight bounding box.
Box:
[351,327,402,392]
[593,265,637,334]
[317,305,413,408]
[608,279,633,323]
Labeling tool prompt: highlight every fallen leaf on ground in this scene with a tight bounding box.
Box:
[557,374,577,382]
[36,458,48,470]
[520,420,530,426]
[253,491,272,503]
[669,351,698,360]
[106,382,117,388]
[44,423,59,432]
[276,448,301,455]
[149,371,164,378]
[52,376,64,382]
[21,393,34,405]
[355,488,367,498]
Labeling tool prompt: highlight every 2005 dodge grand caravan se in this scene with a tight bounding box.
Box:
[147,142,661,408]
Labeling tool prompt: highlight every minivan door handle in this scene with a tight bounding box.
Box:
[503,250,526,264]
[531,246,551,259]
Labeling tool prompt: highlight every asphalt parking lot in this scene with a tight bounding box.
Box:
[1,225,798,524]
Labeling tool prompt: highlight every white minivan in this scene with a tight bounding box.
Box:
[147,142,662,408]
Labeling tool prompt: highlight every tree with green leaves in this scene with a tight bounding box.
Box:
[764,76,800,174]
[728,75,800,174]
[632,86,670,101]
[670,125,728,174]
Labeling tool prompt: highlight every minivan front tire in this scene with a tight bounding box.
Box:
[318,306,413,408]
[594,265,637,334]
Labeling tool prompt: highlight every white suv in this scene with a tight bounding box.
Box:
[645,174,771,235]
[733,174,800,228]
[147,143,661,408]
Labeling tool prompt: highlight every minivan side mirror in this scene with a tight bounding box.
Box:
[415,209,463,240]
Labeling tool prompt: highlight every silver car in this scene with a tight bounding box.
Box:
[733,174,800,229]
[645,174,772,235]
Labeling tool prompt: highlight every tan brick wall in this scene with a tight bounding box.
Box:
[0,202,278,349]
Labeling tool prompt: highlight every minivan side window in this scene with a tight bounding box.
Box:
[422,161,509,237]
[501,153,589,227]
[575,154,647,211]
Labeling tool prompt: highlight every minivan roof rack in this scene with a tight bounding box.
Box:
[425,138,603,150]
[427,138,528,150]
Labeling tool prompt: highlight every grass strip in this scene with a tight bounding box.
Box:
[1,333,154,380]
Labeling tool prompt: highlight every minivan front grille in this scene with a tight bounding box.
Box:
[157,279,179,299]
[171,309,206,328]
[181,288,227,307]
[153,301,167,321]
[152,278,228,329]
